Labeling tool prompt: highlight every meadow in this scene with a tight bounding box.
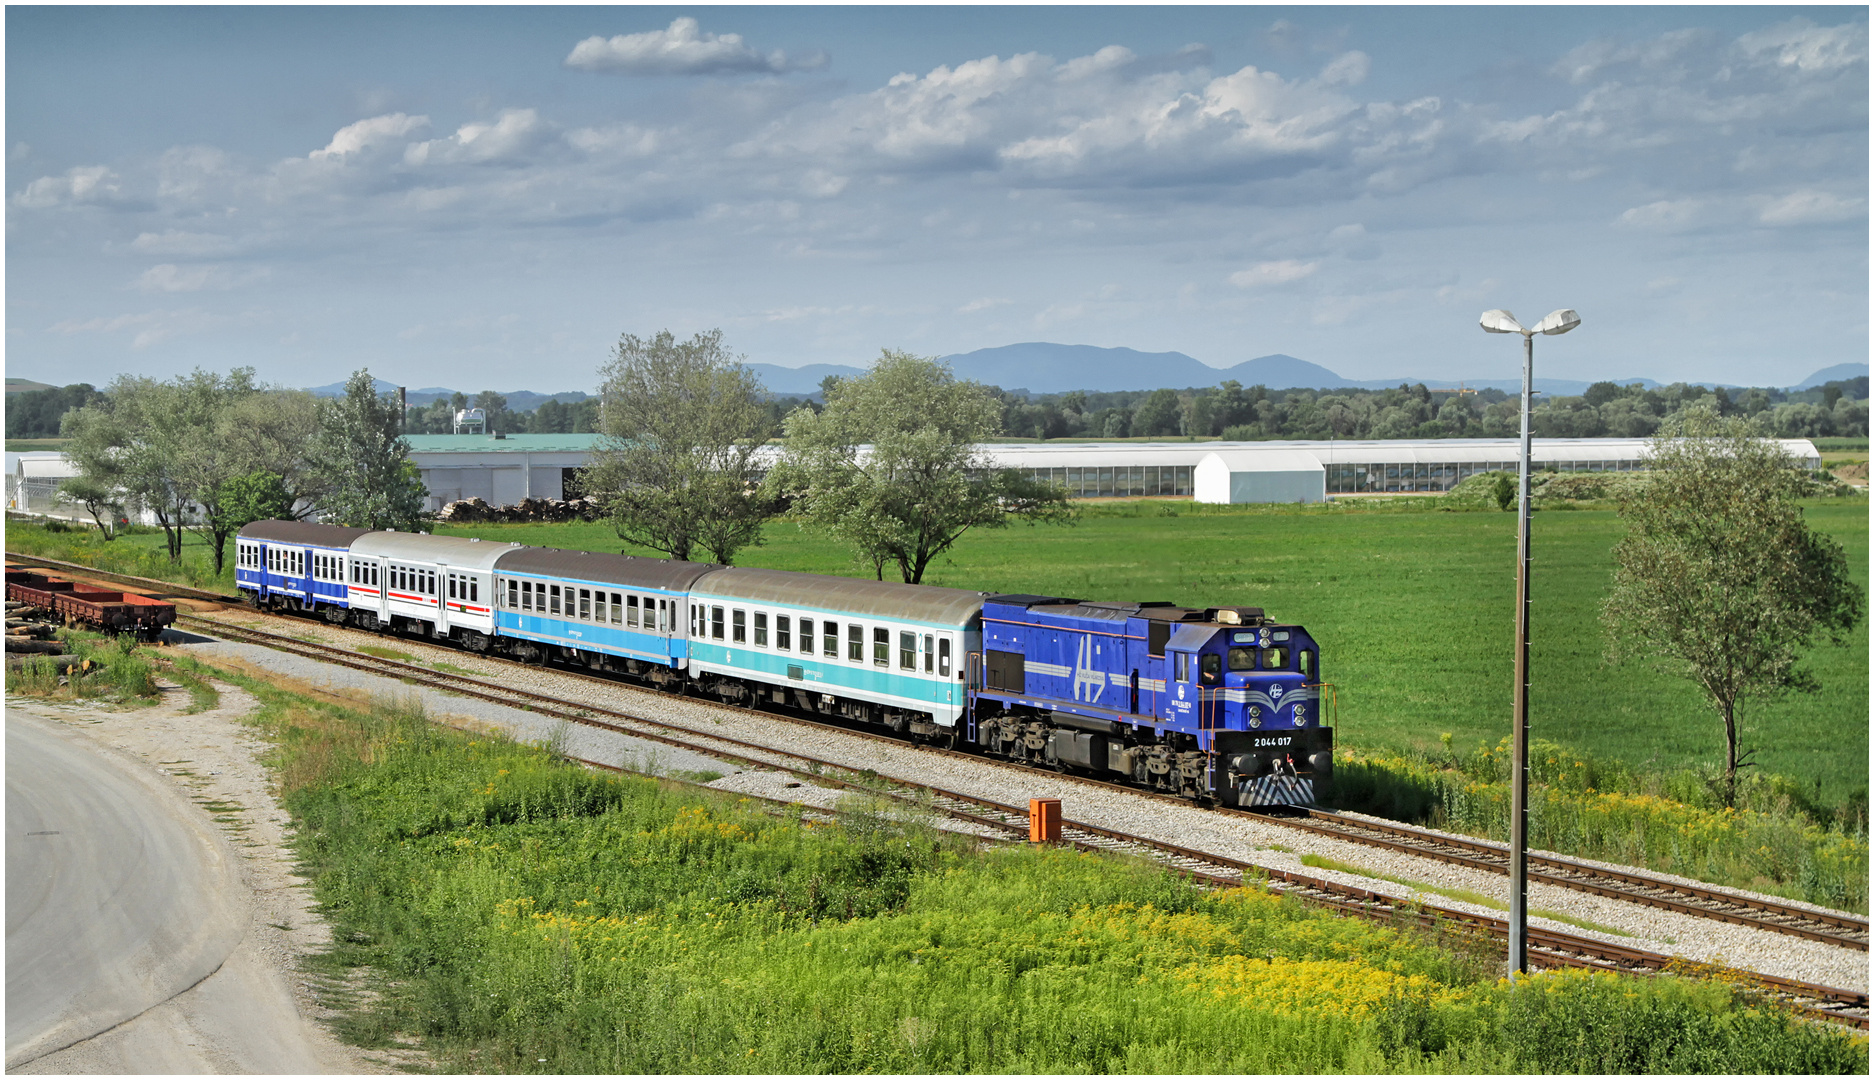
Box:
[236,684,1874,1073]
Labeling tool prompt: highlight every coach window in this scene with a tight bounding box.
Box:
[754,612,768,647]
[938,637,952,678]
[548,584,561,615]
[923,634,934,673]
[710,605,725,640]
[625,595,638,628]
[899,631,915,670]
[448,575,457,600]
[776,615,791,651]
[873,627,890,667]
[732,608,747,643]
[823,621,839,658]
[846,623,863,662]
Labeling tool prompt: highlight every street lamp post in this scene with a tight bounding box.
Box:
[1479,306,1579,981]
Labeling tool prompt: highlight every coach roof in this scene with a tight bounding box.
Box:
[350,531,520,573]
[695,566,991,627]
[494,548,722,592]
[238,520,374,547]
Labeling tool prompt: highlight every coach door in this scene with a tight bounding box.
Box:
[434,561,453,635]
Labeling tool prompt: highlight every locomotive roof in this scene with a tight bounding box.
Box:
[350,531,521,572]
[494,548,723,592]
[238,520,374,547]
[696,566,991,627]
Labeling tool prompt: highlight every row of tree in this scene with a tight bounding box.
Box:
[582,331,1069,583]
[58,369,428,571]
[994,377,1870,442]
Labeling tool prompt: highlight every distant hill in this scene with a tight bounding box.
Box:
[1794,363,1869,390]
[303,379,589,412]
[6,378,56,396]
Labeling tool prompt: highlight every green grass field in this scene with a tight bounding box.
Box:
[433,500,1868,812]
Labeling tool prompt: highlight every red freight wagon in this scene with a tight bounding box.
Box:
[6,568,176,641]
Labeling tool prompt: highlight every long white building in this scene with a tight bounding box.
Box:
[400,435,1823,511]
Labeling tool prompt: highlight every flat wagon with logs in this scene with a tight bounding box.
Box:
[6,567,176,641]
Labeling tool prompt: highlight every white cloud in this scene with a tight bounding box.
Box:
[134,263,268,293]
[565,18,826,76]
[14,165,122,208]
[310,113,428,160]
[129,230,238,256]
[1617,198,1705,230]
[405,109,549,166]
[1229,260,1319,287]
[47,307,237,349]
[958,297,1010,313]
[1737,18,1868,73]
[1318,51,1370,87]
[1326,223,1380,260]
[1759,190,1866,225]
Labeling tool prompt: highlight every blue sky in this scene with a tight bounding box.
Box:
[7,6,1866,393]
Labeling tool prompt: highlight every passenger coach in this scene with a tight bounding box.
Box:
[235,521,372,615]
[490,548,717,685]
[685,567,985,738]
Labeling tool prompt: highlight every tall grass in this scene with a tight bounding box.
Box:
[4,517,235,590]
[1329,738,1868,911]
[5,631,161,704]
[242,683,1864,1073]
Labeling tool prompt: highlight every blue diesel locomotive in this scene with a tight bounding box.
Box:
[235,521,1331,806]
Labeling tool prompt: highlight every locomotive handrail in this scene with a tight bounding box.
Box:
[1304,682,1338,729]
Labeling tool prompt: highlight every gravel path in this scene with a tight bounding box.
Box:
[176,611,1870,993]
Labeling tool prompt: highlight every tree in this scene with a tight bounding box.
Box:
[1600,406,1863,806]
[768,350,1071,584]
[1131,389,1182,437]
[61,375,195,562]
[216,470,296,528]
[57,474,124,539]
[306,369,430,531]
[580,329,777,565]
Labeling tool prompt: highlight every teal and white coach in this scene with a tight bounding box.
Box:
[685,567,988,738]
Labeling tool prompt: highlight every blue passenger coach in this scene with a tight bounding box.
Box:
[235,521,372,616]
[974,595,1331,805]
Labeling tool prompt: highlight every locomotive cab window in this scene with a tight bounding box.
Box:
[1199,653,1222,685]
[1175,652,1190,683]
[1228,647,1256,671]
[1299,649,1315,679]
[1263,646,1289,670]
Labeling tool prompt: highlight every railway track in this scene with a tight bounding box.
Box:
[1243,807,1869,952]
[146,607,1865,1028]
[12,555,1871,1011]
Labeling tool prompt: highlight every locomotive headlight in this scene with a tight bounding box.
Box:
[1248,705,1262,729]
[1293,704,1307,726]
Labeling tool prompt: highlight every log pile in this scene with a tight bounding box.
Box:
[436,496,605,524]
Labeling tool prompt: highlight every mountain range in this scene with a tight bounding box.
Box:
[289,348,1868,407]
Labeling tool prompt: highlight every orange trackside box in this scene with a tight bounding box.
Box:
[1028,798,1061,843]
